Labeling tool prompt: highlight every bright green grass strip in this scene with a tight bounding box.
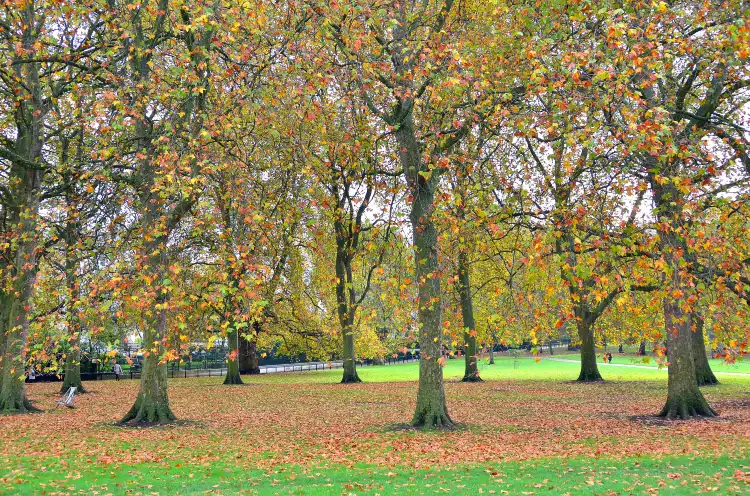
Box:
[548,351,750,374]
[3,453,747,495]
[237,356,750,385]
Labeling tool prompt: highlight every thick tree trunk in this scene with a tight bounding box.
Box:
[692,315,718,386]
[0,182,42,412]
[0,264,40,412]
[405,146,451,426]
[398,125,452,427]
[457,251,481,382]
[488,345,495,365]
[651,174,716,419]
[659,300,716,419]
[223,327,243,385]
[121,308,175,424]
[576,320,603,382]
[239,326,260,374]
[0,18,45,412]
[61,344,85,394]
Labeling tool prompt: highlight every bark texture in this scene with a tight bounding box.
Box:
[60,345,85,394]
[650,165,716,419]
[61,256,85,394]
[692,315,718,386]
[336,227,361,384]
[457,251,481,382]
[223,328,244,385]
[399,115,452,428]
[239,328,261,374]
[0,4,45,413]
[659,301,716,419]
[576,320,603,382]
[121,308,175,424]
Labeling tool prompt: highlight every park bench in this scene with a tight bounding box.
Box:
[55,387,77,409]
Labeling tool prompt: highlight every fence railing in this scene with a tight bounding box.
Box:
[112,355,419,381]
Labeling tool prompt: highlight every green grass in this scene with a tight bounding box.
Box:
[2,356,748,495]
[547,351,750,374]
[241,355,750,385]
[3,452,747,495]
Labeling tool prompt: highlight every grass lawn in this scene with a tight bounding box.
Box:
[538,349,750,375]
[1,357,748,495]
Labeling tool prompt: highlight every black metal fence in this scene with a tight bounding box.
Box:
[111,355,421,381]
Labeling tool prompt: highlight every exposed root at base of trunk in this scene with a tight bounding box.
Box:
[120,400,176,425]
[576,371,604,382]
[223,374,244,385]
[60,384,86,394]
[461,374,484,382]
[0,398,42,414]
[412,410,454,429]
[696,373,719,387]
[340,373,362,384]
[658,398,717,420]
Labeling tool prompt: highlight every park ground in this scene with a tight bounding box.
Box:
[1,353,748,495]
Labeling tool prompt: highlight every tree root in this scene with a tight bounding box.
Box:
[658,398,717,420]
[461,373,483,382]
[0,397,42,414]
[696,372,719,387]
[576,370,604,382]
[120,398,176,425]
[340,373,362,384]
[60,383,86,394]
[223,374,244,385]
[412,410,454,429]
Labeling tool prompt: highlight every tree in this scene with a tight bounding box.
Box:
[0,0,104,412]
[317,0,529,427]
[608,1,749,418]
[103,0,215,424]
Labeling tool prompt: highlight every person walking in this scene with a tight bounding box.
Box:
[113,361,122,381]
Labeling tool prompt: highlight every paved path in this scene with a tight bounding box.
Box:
[538,357,750,376]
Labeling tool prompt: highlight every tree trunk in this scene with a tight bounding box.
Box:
[457,251,481,382]
[61,342,85,394]
[341,325,361,383]
[121,307,175,424]
[0,184,42,412]
[336,241,361,384]
[488,345,495,365]
[576,320,603,382]
[659,300,716,419]
[402,121,451,427]
[0,14,45,412]
[0,259,40,412]
[0,293,9,393]
[239,322,261,374]
[692,314,718,386]
[223,327,243,385]
[61,260,85,394]
[651,174,716,419]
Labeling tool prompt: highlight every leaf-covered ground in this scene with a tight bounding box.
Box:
[1,357,748,495]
